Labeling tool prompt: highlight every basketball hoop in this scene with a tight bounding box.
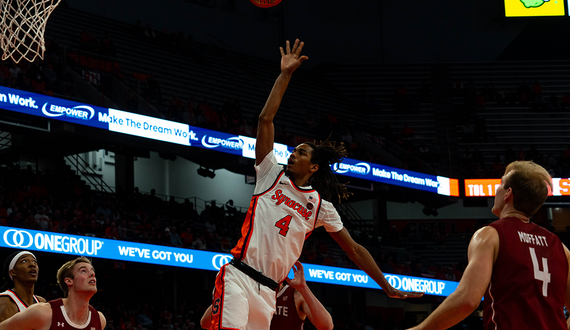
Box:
[0,0,61,63]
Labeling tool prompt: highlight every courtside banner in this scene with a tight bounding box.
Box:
[0,85,458,196]
[465,178,570,197]
[240,136,459,196]
[329,158,459,197]
[0,85,108,129]
[301,264,457,297]
[0,226,457,296]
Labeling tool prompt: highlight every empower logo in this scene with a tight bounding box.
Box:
[201,136,243,150]
[332,162,370,175]
[42,103,95,120]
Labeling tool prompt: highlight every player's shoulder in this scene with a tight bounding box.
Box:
[474,225,497,235]
[98,310,107,329]
[0,296,19,322]
[470,225,500,246]
[318,199,338,213]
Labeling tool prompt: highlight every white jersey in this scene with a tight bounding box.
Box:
[0,289,40,312]
[231,151,343,282]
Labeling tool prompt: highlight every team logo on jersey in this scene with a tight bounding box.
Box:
[279,181,288,185]
[306,203,313,210]
[271,189,313,220]
[283,295,289,301]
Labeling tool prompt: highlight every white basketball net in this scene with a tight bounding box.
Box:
[0,0,60,63]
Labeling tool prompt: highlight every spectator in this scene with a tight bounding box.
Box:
[34,206,50,231]
[105,222,119,239]
[180,227,194,247]
[168,226,183,247]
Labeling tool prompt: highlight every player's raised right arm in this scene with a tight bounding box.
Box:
[256,39,308,166]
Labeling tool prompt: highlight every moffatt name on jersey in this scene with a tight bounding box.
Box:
[517,231,549,247]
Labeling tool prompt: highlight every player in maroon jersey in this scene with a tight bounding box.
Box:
[0,256,106,330]
[0,251,46,322]
[201,261,333,330]
[407,161,570,330]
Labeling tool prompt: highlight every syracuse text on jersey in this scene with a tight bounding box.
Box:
[271,189,313,220]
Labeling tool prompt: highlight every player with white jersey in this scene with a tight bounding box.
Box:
[208,39,423,330]
[0,251,46,322]
[230,149,342,282]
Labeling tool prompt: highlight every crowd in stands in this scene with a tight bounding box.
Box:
[453,77,570,179]
[0,39,76,99]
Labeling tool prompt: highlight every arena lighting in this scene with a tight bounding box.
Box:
[197,166,215,178]
[0,226,459,297]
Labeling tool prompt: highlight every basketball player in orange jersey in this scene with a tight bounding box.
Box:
[407,161,570,330]
[0,256,106,330]
[202,261,333,330]
[0,250,46,322]
[208,39,422,330]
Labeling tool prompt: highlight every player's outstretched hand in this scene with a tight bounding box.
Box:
[284,261,306,289]
[280,39,308,75]
[385,287,424,299]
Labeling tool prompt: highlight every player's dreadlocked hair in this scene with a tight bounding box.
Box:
[305,140,352,203]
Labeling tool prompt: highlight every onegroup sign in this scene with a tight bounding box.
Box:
[0,227,457,296]
[0,85,458,196]
[303,264,457,297]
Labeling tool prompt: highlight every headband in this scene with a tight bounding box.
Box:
[8,251,36,280]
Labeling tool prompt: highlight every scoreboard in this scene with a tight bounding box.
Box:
[465,178,570,197]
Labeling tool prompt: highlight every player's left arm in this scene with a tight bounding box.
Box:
[98,311,106,329]
[329,227,423,299]
[562,244,570,330]
[36,296,47,303]
[287,261,333,330]
[406,226,498,330]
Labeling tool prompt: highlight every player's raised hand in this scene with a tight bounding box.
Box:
[280,39,308,75]
[284,261,307,289]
